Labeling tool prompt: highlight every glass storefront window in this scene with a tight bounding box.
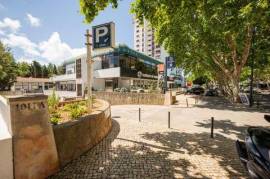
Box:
[102,53,120,69]
[55,81,76,91]
[100,52,158,79]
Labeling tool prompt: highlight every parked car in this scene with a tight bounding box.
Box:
[137,88,145,93]
[130,88,145,93]
[114,88,121,92]
[113,88,129,93]
[204,89,218,96]
[186,85,204,95]
[120,87,129,93]
[235,115,270,179]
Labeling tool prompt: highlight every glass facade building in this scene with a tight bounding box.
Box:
[96,45,161,79]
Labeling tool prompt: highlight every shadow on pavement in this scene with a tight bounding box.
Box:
[49,119,213,178]
[50,118,251,178]
[196,96,270,113]
[141,132,247,178]
[195,119,250,140]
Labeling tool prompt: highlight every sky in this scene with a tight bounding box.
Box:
[0,0,134,65]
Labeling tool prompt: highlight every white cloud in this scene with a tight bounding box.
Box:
[3,31,85,64]
[17,57,47,65]
[26,13,41,27]
[0,17,21,32]
[2,33,40,56]
[38,32,85,63]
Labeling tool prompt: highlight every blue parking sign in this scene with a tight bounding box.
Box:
[92,22,115,49]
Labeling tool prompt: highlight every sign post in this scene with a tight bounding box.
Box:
[85,29,93,112]
[164,56,176,92]
[85,22,115,111]
[164,57,168,93]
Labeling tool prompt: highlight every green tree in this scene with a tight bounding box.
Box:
[193,76,210,86]
[53,65,58,75]
[79,0,270,102]
[57,65,65,75]
[30,61,42,78]
[17,62,31,77]
[0,42,17,90]
[47,63,55,77]
[133,1,270,102]
[42,65,49,78]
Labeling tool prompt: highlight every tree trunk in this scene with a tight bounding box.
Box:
[214,70,240,103]
[230,76,240,103]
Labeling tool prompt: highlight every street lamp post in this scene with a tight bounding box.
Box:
[249,27,256,107]
[85,29,93,112]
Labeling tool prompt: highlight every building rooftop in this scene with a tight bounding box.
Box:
[16,77,50,83]
[62,44,163,66]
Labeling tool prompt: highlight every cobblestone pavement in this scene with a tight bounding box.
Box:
[50,96,270,179]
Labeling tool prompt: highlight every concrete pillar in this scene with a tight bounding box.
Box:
[7,95,59,179]
[164,90,173,105]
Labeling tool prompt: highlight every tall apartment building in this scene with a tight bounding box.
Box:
[133,18,164,61]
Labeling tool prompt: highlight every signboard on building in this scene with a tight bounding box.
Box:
[166,56,176,69]
[165,56,184,87]
[92,22,115,49]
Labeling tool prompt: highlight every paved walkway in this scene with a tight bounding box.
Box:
[50,96,270,178]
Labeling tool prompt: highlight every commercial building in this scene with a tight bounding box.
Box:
[11,77,53,93]
[50,44,162,98]
[133,18,168,61]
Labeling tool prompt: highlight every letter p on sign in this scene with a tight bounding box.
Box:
[95,26,108,43]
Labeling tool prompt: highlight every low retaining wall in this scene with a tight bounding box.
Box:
[93,92,165,105]
[0,91,23,96]
[53,99,112,167]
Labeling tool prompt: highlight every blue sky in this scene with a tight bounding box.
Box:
[0,0,134,64]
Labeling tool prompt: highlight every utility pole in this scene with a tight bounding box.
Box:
[249,27,256,107]
[164,57,168,94]
[85,29,93,112]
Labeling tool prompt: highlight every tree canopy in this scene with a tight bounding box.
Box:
[0,42,17,90]
[17,61,60,78]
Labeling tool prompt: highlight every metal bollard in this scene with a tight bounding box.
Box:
[168,111,171,128]
[186,98,189,107]
[211,117,214,138]
[139,108,141,122]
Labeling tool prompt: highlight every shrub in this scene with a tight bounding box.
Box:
[70,105,86,119]
[50,117,60,125]
[64,102,87,119]
[48,90,59,113]
[50,112,61,125]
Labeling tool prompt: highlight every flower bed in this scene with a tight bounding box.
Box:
[48,91,101,124]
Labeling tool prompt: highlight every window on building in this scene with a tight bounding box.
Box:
[101,54,120,69]
[76,58,81,78]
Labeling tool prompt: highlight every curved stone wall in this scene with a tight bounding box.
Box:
[53,99,112,167]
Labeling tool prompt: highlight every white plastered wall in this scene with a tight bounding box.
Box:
[0,95,13,179]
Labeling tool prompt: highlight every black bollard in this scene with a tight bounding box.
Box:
[186,98,189,107]
[211,117,214,138]
[139,108,141,122]
[168,111,171,128]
